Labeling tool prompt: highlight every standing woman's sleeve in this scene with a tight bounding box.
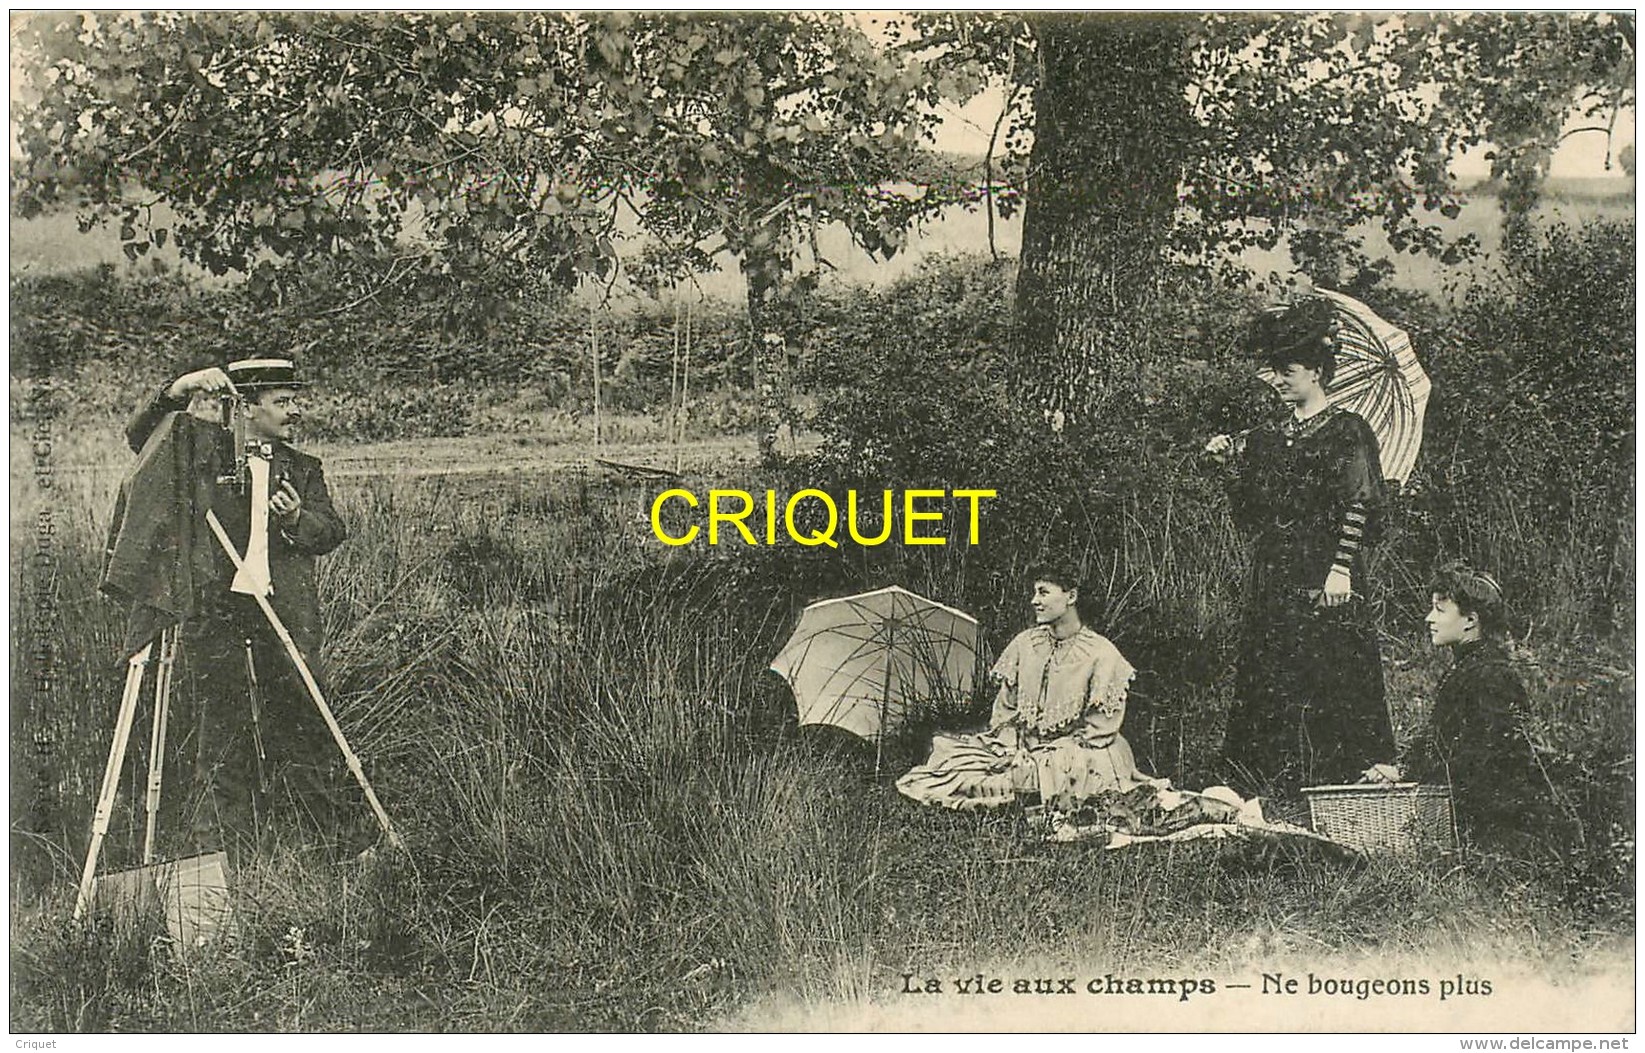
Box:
[1223,432,1268,534]
[1331,417,1386,576]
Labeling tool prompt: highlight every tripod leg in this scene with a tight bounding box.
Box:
[205,511,402,849]
[267,621,400,848]
[74,642,152,921]
[243,638,269,793]
[140,629,178,867]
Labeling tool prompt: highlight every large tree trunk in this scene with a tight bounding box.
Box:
[1013,14,1194,426]
[743,254,788,463]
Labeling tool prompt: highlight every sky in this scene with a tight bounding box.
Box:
[914,37,1634,182]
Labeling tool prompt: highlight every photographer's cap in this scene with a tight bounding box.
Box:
[226,357,306,391]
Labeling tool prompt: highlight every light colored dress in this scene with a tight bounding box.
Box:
[897,625,1157,811]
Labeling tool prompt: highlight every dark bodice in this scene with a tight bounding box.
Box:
[1227,407,1386,592]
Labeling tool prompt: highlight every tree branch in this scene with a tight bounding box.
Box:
[1558,124,1618,144]
[318,252,430,315]
[115,86,198,166]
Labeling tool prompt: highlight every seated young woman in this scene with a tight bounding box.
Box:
[1364,562,1555,856]
[897,565,1242,837]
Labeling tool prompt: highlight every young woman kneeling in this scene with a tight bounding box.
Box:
[1366,562,1555,856]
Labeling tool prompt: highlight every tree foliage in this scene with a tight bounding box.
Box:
[17,13,603,303]
[909,12,1633,278]
[12,11,958,460]
[12,12,1635,431]
[570,14,951,458]
[905,12,1634,416]
[11,13,941,307]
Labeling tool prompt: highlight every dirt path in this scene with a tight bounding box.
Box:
[36,430,777,482]
[314,432,765,480]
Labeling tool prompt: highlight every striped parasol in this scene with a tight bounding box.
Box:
[1260,288,1430,487]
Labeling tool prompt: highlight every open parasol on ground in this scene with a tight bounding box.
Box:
[769,585,979,769]
[1260,288,1431,487]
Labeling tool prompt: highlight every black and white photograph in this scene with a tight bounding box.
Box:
[8,10,1635,1036]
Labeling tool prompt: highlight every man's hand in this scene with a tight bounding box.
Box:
[269,479,303,524]
[1319,565,1353,607]
[167,367,239,400]
[1361,763,1401,784]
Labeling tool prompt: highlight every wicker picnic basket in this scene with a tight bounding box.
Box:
[1301,782,1457,854]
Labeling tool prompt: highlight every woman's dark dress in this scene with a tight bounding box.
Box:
[1404,640,1550,854]
[1221,407,1394,797]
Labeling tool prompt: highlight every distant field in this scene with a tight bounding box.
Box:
[12,177,1631,307]
[35,428,768,481]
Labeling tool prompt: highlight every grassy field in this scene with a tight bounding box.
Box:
[7,402,1634,1033]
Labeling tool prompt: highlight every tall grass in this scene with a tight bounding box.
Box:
[9,446,887,1027]
[10,227,1633,1030]
[9,415,1634,1031]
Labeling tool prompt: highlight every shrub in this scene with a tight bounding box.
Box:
[1404,221,1634,641]
[6,266,760,441]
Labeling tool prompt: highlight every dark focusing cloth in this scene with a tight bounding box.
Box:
[102,387,350,857]
[100,407,225,656]
[102,391,347,658]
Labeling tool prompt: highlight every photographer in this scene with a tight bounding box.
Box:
[104,358,349,860]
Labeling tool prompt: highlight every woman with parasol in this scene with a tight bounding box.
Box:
[1205,296,1396,803]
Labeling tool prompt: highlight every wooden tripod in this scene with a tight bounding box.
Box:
[73,509,402,921]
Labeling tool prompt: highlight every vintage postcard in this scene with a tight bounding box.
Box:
[9,10,1634,1038]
